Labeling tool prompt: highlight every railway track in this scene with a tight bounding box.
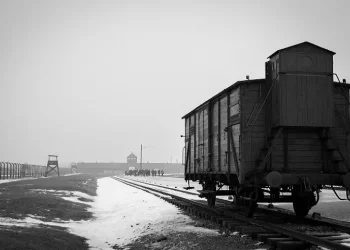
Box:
[112,176,350,250]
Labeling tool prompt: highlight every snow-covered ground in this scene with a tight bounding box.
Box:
[0,177,220,249]
[68,177,217,249]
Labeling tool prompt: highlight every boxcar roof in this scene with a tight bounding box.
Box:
[182,78,265,119]
[182,79,350,119]
[267,41,336,59]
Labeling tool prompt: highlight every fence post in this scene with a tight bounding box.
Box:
[12,163,14,179]
[10,163,12,179]
[21,164,24,178]
[19,164,22,178]
[6,162,9,179]
[15,163,17,179]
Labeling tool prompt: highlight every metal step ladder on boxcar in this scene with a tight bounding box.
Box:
[255,127,283,170]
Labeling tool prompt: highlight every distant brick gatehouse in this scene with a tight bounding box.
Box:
[77,153,183,174]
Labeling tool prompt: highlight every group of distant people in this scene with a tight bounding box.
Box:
[125,169,164,177]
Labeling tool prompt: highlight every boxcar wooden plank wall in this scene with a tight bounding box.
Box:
[271,130,323,173]
[190,115,195,174]
[277,75,333,127]
[185,118,189,174]
[196,111,201,172]
[195,108,210,173]
[220,96,228,172]
[212,102,219,172]
[331,85,349,172]
[241,81,266,178]
[229,87,241,175]
[271,45,334,128]
[203,107,209,172]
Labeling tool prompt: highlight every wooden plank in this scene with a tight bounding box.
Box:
[229,114,240,125]
[272,151,322,157]
[229,126,240,176]
[230,104,240,115]
[285,133,319,139]
[230,87,240,104]
[278,145,322,151]
[330,127,347,134]
[271,162,322,171]
[283,129,288,170]
[242,102,263,113]
[244,83,262,91]
[273,155,323,163]
[274,138,321,145]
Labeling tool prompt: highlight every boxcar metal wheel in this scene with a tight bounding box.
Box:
[242,188,259,218]
[293,192,315,218]
[293,197,310,218]
[203,180,216,207]
[207,195,216,207]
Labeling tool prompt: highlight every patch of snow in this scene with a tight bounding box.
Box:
[175,225,219,235]
[61,197,91,204]
[29,189,93,200]
[67,177,219,249]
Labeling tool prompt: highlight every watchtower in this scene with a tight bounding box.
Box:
[45,155,60,177]
[71,162,77,174]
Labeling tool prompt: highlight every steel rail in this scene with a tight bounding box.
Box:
[124,177,199,196]
[112,176,221,215]
[113,176,350,250]
[126,177,350,233]
[122,177,236,210]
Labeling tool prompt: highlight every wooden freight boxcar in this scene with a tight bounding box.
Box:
[182,42,350,217]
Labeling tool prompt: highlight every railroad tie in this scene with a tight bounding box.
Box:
[216,217,231,225]
[309,233,340,237]
[199,212,208,219]
[321,235,350,241]
[239,226,272,239]
[210,215,218,223]
[226,222,247,231]
[202,212,216,220]
[222,220,240,228]
[267,238,295,248]
[198,211,204,218]
[276,241,309,250]
[191,209,198,216]
[257,233,283,242]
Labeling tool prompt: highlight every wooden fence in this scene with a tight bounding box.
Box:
[0,162,46,179]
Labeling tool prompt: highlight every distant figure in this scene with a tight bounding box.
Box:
[157,170,160,176]
[161,170,164,176]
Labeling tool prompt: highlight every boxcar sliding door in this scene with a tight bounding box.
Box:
[196,108,209,173]
[212,102,219,172]
[229,88,241,176]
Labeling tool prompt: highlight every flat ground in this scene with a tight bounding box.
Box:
[0,174,98,250]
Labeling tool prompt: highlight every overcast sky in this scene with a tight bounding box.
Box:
[1,0,349,166]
